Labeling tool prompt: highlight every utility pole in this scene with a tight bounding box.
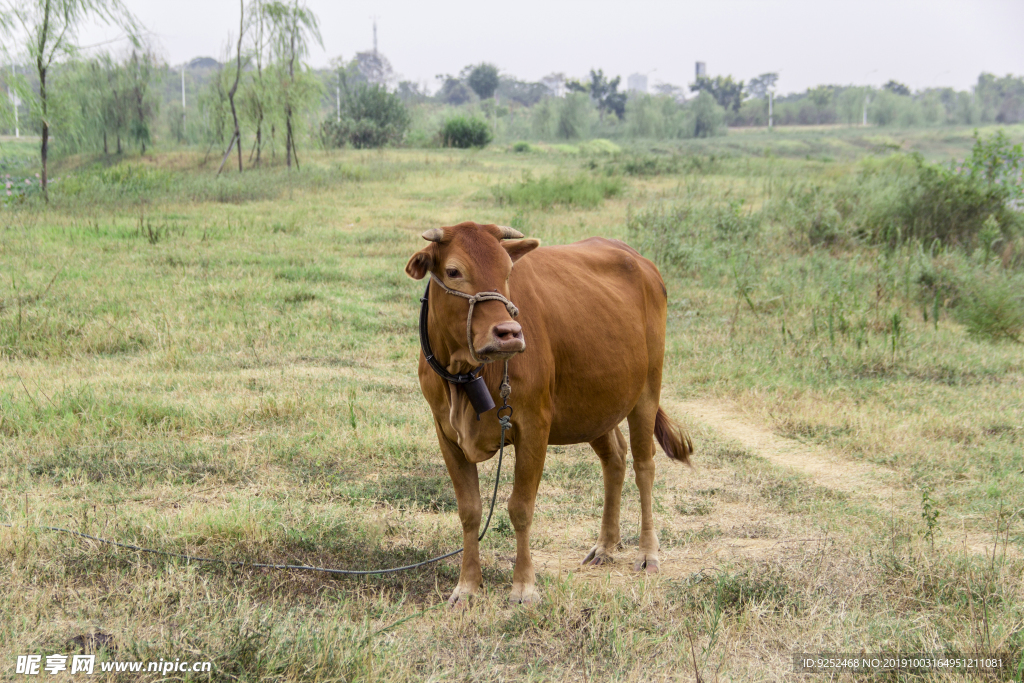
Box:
[862,94,870,126]
[768,90,773,130]
[337,83,341,124]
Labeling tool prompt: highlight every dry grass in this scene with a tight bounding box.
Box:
[1,137,1023,680]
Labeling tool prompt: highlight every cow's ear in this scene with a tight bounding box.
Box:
[405,246,435,279]
[503,238,540,263]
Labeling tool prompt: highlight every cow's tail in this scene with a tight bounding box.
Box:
[654,407,693,467]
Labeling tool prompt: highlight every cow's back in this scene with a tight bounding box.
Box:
[509,238,668,444]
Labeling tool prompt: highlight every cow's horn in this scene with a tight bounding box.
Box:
[421,228,444,242]
[497,226,525,240]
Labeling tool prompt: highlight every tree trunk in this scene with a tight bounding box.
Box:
[117,135,122,154]
[285,30,296,169]
[285,107,293,169]
[103,130,108,155]
[223,0,244,173]
[39,64,48,202]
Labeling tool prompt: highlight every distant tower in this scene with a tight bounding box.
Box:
[695,62,706,78]
[627,73,648,94]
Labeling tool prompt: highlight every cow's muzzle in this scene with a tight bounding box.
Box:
[477,321,526,360]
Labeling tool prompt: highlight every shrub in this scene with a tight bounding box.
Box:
[511,141,534,153]
[869,154,1016,248]
[321,84,411,149]
[955,273,1024,342]
[439,116,492,148]
[491,173,623,209]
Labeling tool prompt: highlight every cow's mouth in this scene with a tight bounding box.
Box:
[476,321,526,361]
[475,337,526,362]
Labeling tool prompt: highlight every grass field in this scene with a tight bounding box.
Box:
[2,125,1023,681]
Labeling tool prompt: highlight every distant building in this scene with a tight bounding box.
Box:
[627,73,648,94]
[695,62,706,78]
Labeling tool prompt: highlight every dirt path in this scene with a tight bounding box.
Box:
[523,396,1011,583]
[671,398,905,503]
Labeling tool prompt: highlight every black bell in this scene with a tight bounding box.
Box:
[461,375,495,418]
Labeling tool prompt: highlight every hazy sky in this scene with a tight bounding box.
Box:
[73,0,1024,95]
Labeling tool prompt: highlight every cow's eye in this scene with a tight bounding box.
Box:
[445,268,461,279]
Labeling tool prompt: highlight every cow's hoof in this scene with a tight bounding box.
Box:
[582,545,616,566]
[447,584,477,609]
[509,583,541,605]
[633,555,660,574]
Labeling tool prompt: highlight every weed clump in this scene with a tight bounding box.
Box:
[954,272,1024,342]
[492,173,623,209]
[439,115,492,149]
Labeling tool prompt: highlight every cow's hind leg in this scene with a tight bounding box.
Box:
[434,422,483,607]
[582,426,627,566]
[626,394,661,574]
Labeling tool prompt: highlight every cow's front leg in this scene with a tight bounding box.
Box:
[507,434,548,604]
[435,422,482,606]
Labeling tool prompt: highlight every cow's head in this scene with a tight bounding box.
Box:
[406,221,539,368]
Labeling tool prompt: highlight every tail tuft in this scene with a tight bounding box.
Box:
[654,407,693,467]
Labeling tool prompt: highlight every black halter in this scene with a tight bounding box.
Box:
[418,280,496,416]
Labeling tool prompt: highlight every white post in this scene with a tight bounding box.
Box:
[768,91,773,129]
[337,84,341,124]
[862,94,869,126]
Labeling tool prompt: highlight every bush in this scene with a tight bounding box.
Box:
[491,173,623,209]
[321,84,411,149]
[869,153,1016,248]
[955,273,1024,342]
[439,116,492,148]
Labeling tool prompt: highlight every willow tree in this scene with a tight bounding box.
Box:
[265,0,321,169]
[239,0,273,166]
[6,0,140,200]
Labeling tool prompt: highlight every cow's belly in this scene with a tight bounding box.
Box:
[545,352,649,445]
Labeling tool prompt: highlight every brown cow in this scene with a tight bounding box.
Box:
[405,221,692,605]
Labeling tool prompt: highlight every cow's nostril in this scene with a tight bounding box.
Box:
[493,322,522,342]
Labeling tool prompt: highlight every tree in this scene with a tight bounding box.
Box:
[265,0,321,170]
[126,49,159,153]
[435,75,474,105]
[567,69,626,121]
[352,50,393,87]
[395,80,427,104]
[497,77,548,107]
[653,82,686,103]
[240,0,274,166]
[746,72,778,100]
[690,75,744,112]
[6,0,140,200]
[322,82,409,149]
[883,80,910,97]
[217,0,244,174]
[463,62,499,100]
[807,85,833,123]
[690,91,724,137]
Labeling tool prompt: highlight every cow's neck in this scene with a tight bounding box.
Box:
[428,308,500,462]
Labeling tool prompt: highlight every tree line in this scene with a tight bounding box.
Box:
[3,0,1024,200]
